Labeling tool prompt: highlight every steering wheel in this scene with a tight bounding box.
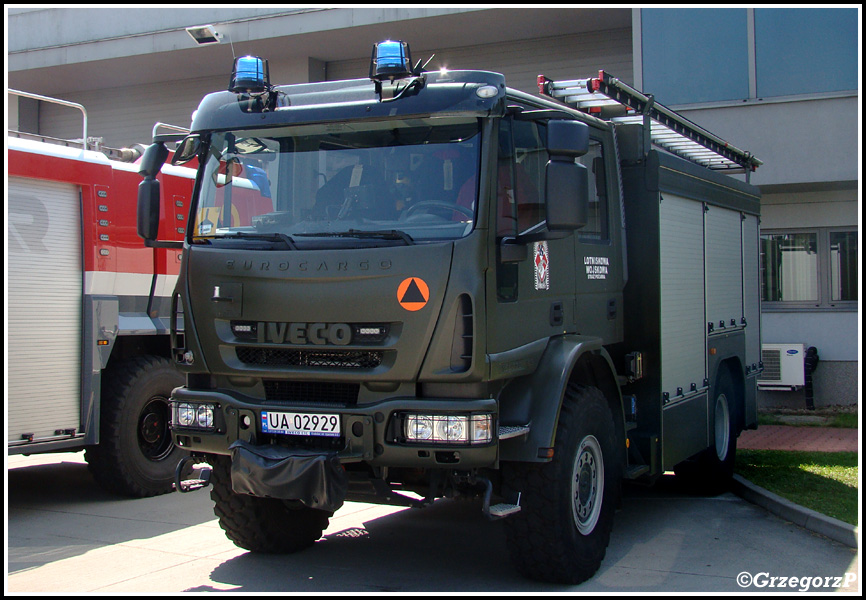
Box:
[402,201,474,220]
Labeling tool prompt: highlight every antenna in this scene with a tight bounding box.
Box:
[414,54,435,74]
[224,31,236,60]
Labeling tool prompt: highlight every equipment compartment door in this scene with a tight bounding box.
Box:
[8,177,83,444]
[658,193,707,401]
[705,205,745,334]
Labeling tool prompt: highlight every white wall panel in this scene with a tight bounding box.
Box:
[326,29,633,94]
[38,75,224,149]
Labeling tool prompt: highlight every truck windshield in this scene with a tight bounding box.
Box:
[193,117,480,245]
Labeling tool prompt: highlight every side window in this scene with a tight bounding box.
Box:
[496,118,551,302]
[577,139,609,243]
[496,118,549,238]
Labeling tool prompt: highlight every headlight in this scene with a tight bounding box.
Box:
[435,416,465,442]
[197,405,214,428]
[172,401,217,430]
[405,415,434,441]
[176,403,196,427]
[402,413,493,445]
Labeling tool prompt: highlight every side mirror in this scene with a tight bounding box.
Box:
[138,141,169,179]
[137,141,182,248]
[137,178,161,242]
[171,135,201,166]
[546,161,588,230]
[545,120,589,231]
[547,119,589,158]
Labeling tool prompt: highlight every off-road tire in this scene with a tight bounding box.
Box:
[85,355,186,497]
[674,366,739,494]
[501,383,622,584]
[208,454,332,553]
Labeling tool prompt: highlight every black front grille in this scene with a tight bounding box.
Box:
[237,347,383,369]
[263,380,360,405]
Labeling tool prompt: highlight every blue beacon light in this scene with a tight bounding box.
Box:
[370,40,414,82]
[229,56,269,94]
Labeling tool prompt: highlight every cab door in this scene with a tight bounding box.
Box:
[486,116,577,356]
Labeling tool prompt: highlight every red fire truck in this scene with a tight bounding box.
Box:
[8,90,194,497]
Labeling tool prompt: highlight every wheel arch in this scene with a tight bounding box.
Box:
[712,355,746,435]
[498,335,626,464]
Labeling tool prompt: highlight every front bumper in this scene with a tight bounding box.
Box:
[169,387,499,470]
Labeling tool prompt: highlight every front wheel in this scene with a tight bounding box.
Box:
[85,355,187,497]
[208,455,332,554]
[502,384,622,584]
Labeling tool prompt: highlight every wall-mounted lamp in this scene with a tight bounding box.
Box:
[186,25,221,45]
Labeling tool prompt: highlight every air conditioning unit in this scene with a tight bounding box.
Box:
[758,343,805,391]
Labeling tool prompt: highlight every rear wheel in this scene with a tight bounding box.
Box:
[674,366,739,494]
[208,454,332,553]
[502,384,622,584]
[85,355,187,497]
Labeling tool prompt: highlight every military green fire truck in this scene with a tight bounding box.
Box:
[138,41,763,583]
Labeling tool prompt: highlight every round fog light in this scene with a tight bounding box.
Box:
[406,415,433,441]
[177,403,195,427]
[197,405,214,428]
[435,416,466,442]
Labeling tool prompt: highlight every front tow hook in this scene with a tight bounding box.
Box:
[174,456,213,493]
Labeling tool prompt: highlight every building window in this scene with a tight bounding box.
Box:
[640,8,858,105]
[640,9,749,105]
[761,232,818,302]
[830,231,858,302]
[754,8,858,98]
[761,229,858,308]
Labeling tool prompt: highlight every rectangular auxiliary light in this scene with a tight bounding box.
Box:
[172,401,217,431]
[403,414,492,445]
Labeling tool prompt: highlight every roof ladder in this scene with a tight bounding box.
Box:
[538,71,762,181]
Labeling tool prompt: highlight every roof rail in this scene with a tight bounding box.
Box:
[9,89,89,147]
[152,121,191,140]
[538,71,762,179]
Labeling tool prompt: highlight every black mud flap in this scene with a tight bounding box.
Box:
[228,440,348,513]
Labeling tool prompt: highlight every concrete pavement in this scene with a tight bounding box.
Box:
[6,447,860,593]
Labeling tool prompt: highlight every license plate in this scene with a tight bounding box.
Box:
[260,411,341,437]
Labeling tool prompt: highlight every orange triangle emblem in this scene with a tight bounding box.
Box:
[397,277,429,311]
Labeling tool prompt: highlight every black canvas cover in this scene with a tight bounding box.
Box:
[229,440,348,512]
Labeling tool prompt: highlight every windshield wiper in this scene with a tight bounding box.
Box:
[295,229,415,246]
[222,231,298,249]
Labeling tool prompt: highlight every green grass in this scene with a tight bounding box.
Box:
[827,412,859,429]
[735,449,859,525]
[757,410,859,428]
